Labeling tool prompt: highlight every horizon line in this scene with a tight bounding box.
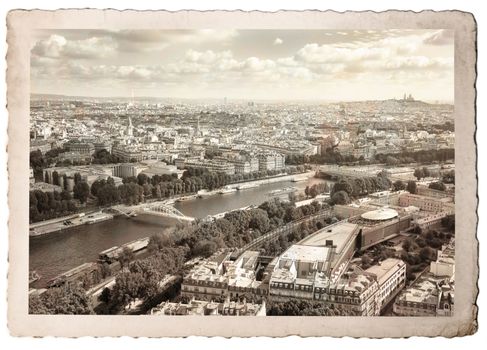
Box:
[30,93,454,105]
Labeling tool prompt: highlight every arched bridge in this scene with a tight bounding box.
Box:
[110,202,194,222]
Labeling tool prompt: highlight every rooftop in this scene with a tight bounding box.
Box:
[361,208,399,221]
[280,245,329,263]
[365,258,405,285]
[298,221,359,254]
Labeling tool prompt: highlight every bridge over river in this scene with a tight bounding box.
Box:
[110,202,195,222]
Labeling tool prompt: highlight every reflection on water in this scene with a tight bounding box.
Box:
[29,215,176,287]
[29,177,332,287]
[174,178,329,218]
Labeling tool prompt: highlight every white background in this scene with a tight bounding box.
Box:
[0,0,484,348]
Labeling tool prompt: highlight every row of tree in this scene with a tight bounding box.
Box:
[267,299,359,316]
[286,148,454,167]
[29,190,78,223]
[177,198,325,258]
[304,182,331,198]
[327,172,393,206]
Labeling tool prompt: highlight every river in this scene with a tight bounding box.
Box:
[29,176,332,287]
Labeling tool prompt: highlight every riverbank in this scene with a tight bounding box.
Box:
[29,211,113,237]
[226,171,315,189]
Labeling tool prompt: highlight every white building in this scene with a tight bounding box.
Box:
[365,258,407,311]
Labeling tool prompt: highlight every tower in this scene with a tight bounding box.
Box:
[127,116,134,137]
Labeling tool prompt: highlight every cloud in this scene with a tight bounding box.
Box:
[31,34,117,59]
[31,35,67,58]
[381,56,453,71]
[295,43,389,64]
[273,38,283,45]
[423,30,454,45]
[30,29,454,101]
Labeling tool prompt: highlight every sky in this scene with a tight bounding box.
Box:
[30,29,454,102]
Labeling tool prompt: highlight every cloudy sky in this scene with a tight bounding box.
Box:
[31,29,454,102]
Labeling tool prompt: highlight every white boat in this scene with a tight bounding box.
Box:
[197,189,217,198]
[176,195,196,202]
[218,187,237,195]
[268,187,298,197]
[85,212,114,224]
[237,183,260,190]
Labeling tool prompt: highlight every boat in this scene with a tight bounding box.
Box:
[85,212,114,224]
[218,186,237,195]
[98,237,151,263]
[267,187,298,197]
[237,183,260,190]
[47,262,97,288]
[197,189,216,198]
[29,270,40,284]
[176,195,196,202]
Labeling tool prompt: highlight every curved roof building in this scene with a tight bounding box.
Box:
[361,208,399,221]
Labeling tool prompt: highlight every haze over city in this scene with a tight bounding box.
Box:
[31,29,454,102]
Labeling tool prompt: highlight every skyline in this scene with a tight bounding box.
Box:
[31,29,454,103]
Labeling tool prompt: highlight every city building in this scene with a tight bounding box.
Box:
[181,250,268,301]
[268,222,383,315]
[30,139,52,154]
[349,208,412,250]
[57,151,92,164]
[112,145,144,162]
[430,239,455,278]
[398,193,454,214]
[63,141,95,156]
[176,158,236,175]
[140,160,184,179]
[113,163,147,178]
[393,275,454,317]
[365,258,406,311]
[258,153,285,172]
[150,297,266,316]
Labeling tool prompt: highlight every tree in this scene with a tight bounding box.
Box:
[413,168,424,180]
[137,173,149,186]
[118,247,135,270]
[386,156,399,166]
[147,233,172,253]
[60,190,72,201]
[429,181,446,191]
[73,181,90,203]
[29,283,93,315]
[419,246,434,262]
[406,180,417,194]
[442,170,455,184]
[192,240,218,258]
[52,171,60,186]
[393,180,406,191]
[331,190,350,205]
[288,192,297,204]
[98,287,112,304]
[74,172,82,185]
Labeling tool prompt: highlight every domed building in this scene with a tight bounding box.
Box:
[360,208,399,222]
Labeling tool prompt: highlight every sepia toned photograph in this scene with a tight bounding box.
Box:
[7,10,477,337]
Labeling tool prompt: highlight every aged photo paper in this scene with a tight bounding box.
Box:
[7,10,477,337]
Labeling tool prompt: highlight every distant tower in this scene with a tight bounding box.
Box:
[127,89,135,109]
[127,116,134,137]
[403,93,407,101]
